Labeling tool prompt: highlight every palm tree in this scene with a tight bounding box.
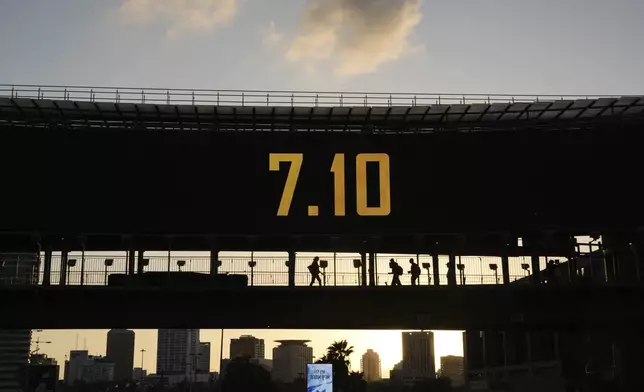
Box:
[325,340,354,367]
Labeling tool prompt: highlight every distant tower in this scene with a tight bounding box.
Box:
[361,349,382,381]
[156,329,200,377]
[272,340,313,383]
[106,329,135,381]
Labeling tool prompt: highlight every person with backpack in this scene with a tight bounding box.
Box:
[308,256,322,286]
[389,258,402,286]
[408,258,421,286]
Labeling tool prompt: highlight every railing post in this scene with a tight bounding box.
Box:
[288,251,296,287]
[42,249,52,286]
[80,238,86,286]
[432,253,440,286]
[501,254,510,285]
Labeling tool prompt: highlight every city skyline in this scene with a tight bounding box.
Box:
[36,329,463,379]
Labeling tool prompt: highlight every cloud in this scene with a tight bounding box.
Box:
[261,21,284,46]
[120,0,238,37]
[285,0,422,76]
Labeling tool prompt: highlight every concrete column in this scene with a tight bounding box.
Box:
[137,250,145,275]
[360,252,367,287]
[128,249,135,276]
[368,252,376,287]
[288,251,296,287]
[530,255,541,284]
[59,250,69,285]
[447,254,457,286]
[432,254,440,286]
[210,250,219,275]
[501,254,510,285]
[42,250,52,286]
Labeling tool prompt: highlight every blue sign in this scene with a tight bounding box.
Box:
[306,363,333,392]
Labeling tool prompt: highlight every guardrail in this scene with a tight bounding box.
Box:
[0,84,623,107]
[0,254,535,287]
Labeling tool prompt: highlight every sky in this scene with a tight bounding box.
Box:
[1,0,643,94]
[4,0,642,380]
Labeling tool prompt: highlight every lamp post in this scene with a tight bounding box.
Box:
[320,260,328,286]
[457,262,466,285]
[489,264,499,284]
[67,259,77,284]
[422,263,431,285]
[104,259,114,285]
[521,263,530,277]
[248,260,257,286]
[177,260,186,272]
[353,259,362,286]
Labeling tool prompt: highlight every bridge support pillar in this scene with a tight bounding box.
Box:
[42,250,52,286]
[127,249,135,276]
[137,250,145,275]
[368,252,376,287]
[60,250,69,285]
[288,251,296,287]
[360,252,367,287]
[210,250,219,275]
[501,254,510,285]
[530,254,541,284]
[432,254,440,286]
[447,254,457,286]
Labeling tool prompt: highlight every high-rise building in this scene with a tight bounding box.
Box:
[271,340,313,383]
[440,356,464,386]
[156,329,200,377]
[0,254,37,392]
[197,343,211,373]
[0,330,31,392]
[106,329,135,381]
[361,349,381,382]
[133,368,147,381]
[64,351,115,383]
[392,332,436,387]
[230,336,265,359]
[402,331,435,378]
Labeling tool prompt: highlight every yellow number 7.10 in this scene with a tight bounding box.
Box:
[269,153,303,216]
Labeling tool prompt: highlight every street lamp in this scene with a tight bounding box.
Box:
[457,263,466,285]
[489,264,499,284]
[104,259,114,285]
[248,260,257,286]
[521,263,530,277]
[67,259,77,284]
[353,259,362,285]
[320,260,328,286]
[421,263,431,285]
[177,260,186,272]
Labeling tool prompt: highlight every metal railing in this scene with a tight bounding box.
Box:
[1,253,540,288]
[0,84,623,108]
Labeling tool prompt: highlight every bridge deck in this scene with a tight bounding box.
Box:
[2,285,642,330]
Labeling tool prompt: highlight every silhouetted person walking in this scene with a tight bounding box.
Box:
[308,257,322,286]
[409,258,421,286]
[389,258,402,286]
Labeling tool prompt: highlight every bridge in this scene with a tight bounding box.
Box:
[1,84,644,331]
